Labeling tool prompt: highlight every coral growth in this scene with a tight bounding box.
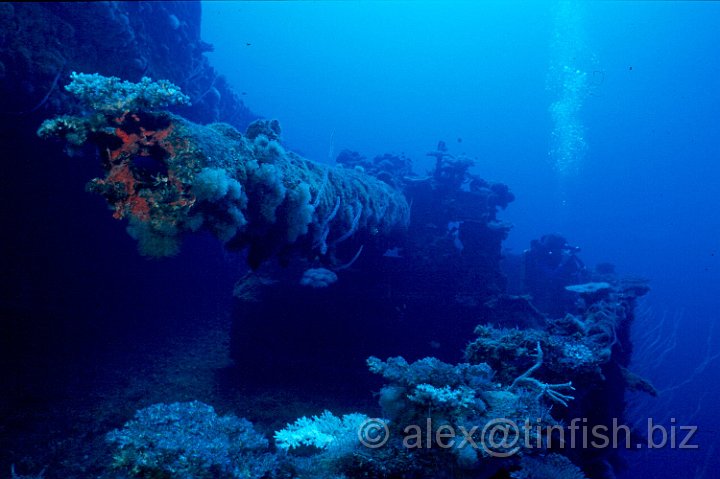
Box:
[336,149,413,188]
[106,401,275,479]
[365,355,566,472]
[40,74,409,266]
[512,454,588,479]
[34,70,654,479]
[299,268,338,288]
[274,411,369,452]
[64,72,190,114]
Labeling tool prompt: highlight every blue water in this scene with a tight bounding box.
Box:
[202,2,720,477]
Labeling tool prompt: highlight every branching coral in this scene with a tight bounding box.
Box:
[273,411,369,452]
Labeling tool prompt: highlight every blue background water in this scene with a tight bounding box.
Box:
[202,1,720,477]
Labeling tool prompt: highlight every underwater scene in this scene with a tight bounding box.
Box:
[1,1,719,478]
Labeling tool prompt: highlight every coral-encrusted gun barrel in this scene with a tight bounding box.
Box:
[39,73,409,267]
